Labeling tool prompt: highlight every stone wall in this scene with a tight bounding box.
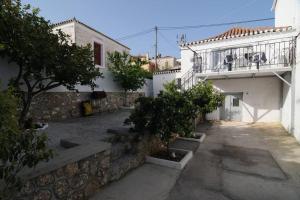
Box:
[29,92,143,121]
[16,133,160,200]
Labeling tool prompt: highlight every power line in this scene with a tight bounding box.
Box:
[115,17,274,41]
[158,31,178,49]
[158,17,274,30]
[116,28,154,41]
[217,0,260,21]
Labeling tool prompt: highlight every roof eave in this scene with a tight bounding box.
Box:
[53,18,130,50]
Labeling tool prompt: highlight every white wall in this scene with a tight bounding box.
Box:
[274,0,300,30]
[209,77,282,123]
[153,71,181,96]
[0,58,19,89]
[281,72,292,132]
[0,20,150,95]
[292,36,300,142]
[50,21,131,93]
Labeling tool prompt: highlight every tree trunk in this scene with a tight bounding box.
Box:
[19,93,33,128]
[123,90,127,107]
[201,112,206,122]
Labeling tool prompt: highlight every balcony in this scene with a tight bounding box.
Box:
[192,38,296,77]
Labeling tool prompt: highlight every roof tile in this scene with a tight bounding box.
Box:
[183,26,292,46]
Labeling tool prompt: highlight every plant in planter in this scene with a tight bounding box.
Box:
[125,81,196,164]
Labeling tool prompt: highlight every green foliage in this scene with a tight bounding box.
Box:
[107,51,152,105]
[0,87,53,200]
[0,0,102,125]
[125,81,197,148]
[188,81,224,119]
[125,81,224,147]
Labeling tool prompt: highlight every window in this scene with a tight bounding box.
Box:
[165,61,169,68]
[94,42,102,66]
[232,98,239,107]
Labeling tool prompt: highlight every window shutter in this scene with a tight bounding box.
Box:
[94,42,102,65]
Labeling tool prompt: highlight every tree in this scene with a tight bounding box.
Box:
[0,0,102,126]
[107,51,151,106]
[125,81,197,151]
[0,86,53,200]
[188,81,224,121]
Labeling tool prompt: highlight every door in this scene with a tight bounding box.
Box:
[221,93,243,121]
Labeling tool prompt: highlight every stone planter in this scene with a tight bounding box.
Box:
[178,132,206,143]
[146,148,193,170]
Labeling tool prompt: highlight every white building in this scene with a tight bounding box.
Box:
[0,18,151,120]
[153,0,300,142]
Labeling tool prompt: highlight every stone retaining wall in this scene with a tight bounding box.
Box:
[17,133,160,200]
[29,92,143,121]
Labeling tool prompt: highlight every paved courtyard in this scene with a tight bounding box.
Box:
[92,121,300,200]
[44,110,131,151]
[168,121,300,200]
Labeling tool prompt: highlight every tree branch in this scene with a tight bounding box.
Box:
[32,82,61,96]
[31,76,55,90]
[13,64,23,87]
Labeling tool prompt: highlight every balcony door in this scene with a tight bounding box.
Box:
[221,93,243,121]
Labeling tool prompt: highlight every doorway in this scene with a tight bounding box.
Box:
[221,93,243,121]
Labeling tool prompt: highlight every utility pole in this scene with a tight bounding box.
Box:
[155,26,158,71]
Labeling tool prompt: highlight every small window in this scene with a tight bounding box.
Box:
[165,61,169,68]
[233,98,239,107]
[94,42,102,66]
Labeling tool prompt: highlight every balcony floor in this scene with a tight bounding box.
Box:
[196,66,292,80]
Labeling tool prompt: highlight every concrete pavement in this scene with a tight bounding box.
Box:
[91,121,300,200]
[91,164,180,200]
[167,121,300,200]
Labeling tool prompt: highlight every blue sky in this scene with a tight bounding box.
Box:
[22,0,274,58]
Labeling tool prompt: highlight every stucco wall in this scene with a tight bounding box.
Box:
[292,36,300,142]
[281,72,292,132]
[153,70,181,96]
[274,0,300,30]
[209,77,282,123]
[50,21,131,93]
[0,58,18,88]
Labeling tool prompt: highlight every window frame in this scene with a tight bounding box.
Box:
[93,40,105,68]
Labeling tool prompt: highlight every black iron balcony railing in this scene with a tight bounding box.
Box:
[192,38,296,73]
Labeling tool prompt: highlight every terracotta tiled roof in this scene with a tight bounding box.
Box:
[183,26,293,46]
[53,18,130,50]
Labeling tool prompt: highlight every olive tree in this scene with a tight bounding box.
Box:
[0,0,102,126]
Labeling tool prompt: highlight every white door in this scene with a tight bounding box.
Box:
[222,93,243,121]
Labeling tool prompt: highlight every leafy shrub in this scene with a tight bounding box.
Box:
[0,87,53,200]
[188,81,224,120]
[125,81,197,149]
[125,81,224,148]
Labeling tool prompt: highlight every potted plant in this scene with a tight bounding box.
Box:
[125,83,195,169]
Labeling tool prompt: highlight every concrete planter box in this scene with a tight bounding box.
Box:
[146,148,193,170]
[179,132,206,143]
[120,106,135,110]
